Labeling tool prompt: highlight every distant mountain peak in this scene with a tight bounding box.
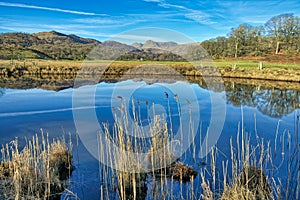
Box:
[36,30,66,37]
[0,30,201,61]
[142,40,178,49]
[49,30,65,35]
[32,31,100,45]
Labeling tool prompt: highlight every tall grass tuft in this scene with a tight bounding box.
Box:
[96,99,298,199]
[0,133,74,199]
[97,97,199,200]
[201,107,299,200]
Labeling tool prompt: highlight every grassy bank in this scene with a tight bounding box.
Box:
[0,59,300,82]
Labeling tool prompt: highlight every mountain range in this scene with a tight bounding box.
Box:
[0,31,205,61]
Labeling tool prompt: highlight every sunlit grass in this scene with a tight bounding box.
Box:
[214,60,300,69]
[0,133,74,199]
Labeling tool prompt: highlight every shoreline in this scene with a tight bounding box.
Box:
[0,59,299,82]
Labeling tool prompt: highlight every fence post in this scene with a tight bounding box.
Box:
[258,61,263,70]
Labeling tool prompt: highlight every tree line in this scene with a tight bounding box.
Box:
[201,13,300,58]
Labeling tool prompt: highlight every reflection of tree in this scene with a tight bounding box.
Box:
[0,88,5,97]
[225,82,257,107]
[225,82,300,118]
[254,90,300,117]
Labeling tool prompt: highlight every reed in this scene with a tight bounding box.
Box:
[97,97,199,200]
[94,97,300,200]
[200,107,299,200]
[0,133,74,199]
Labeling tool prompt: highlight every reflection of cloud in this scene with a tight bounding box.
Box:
[0,1,105,16]
[0,106,102,117]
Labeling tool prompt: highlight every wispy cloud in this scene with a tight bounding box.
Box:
[215,0,300,25]
[0,18,111,38]
[113,34,162,42]
[143,0,215,24]
[0,2,106,16]
[74,17,146,28]
[143,0,162,2]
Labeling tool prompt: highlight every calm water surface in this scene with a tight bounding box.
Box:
[0,76,299,199]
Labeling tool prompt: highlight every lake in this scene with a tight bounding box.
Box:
[0,75,299,199]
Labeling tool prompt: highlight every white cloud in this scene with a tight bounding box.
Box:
[143,0,214,25]
[73,17,146,28]
[0,2,106,16]
[112,34,162,42]
[0,19,111,38]
[143,0,163,2]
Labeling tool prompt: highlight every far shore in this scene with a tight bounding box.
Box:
[0,58,299,82]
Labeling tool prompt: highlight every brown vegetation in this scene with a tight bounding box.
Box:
[0,134,74,199]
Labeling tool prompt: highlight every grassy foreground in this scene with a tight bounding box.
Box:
[0,133,74,199]
[0,59,299,82]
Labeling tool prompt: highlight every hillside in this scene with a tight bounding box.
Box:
[0,27,300,63]
[0,31,208,61]
[0,31,98,60]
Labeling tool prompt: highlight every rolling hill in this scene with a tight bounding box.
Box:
[0,31,205,61]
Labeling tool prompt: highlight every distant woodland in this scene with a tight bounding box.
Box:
[201,13,300,58]
[0,13,299,61]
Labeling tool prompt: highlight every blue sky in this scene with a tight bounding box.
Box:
[0,0,299,43]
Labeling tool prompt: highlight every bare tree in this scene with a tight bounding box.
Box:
[265,13,299,54]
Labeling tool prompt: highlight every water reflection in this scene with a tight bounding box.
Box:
[0,88,5,97]
[224,80,300,117]
[0,74,300,117]
[0,74,299,199]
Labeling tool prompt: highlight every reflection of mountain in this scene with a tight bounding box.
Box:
[225,81,300,117]
[0,75,299,117]
[0,76,75,91]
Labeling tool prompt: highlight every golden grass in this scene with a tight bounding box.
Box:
[220,184,256,200]
[95,97,299,199]
[97,98,200,200]
[199,110,298,200]
[0,133,73,199]
[1,59,300,82]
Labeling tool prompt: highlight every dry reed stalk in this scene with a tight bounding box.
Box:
[0,134,73,199]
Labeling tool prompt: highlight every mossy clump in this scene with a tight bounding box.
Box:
[151,161,198,183]
[239,166,271,199]
[221,166,271,200]
[171,162,198,183]
[49,140,75,181]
